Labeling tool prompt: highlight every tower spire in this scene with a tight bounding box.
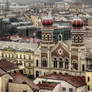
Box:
[71,13,84,47]
[41,10,54,44]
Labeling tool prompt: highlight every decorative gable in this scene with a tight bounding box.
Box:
[51,42,69,58]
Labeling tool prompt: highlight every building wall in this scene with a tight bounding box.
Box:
[53,84,61,92]
[0,48,34,75]
[88,18,92,26]
[86,72,92,91]
[8,83,33,92]
[34,40,86,77]
[39,84,61,92]
[1,74,12,92]
[77,86,87,92]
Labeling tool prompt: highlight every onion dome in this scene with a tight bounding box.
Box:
[42,19,53,26]
[72,17,83,28]
[42,13,53,26]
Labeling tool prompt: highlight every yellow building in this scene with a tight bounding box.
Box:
[86,70,92,91]
[0,41,38,76]
[24,13,41,27]
[31,15,39,26]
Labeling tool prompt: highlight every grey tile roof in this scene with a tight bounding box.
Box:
[0,41,38,52]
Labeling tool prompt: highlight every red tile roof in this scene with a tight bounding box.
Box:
[0,61,18,72]
[38,73,86,88]
[10,72,39,90]
[37,83,57,90]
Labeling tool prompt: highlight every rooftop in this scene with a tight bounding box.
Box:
[37,83,57,90]
[11,72,39,90]
[38,73,86,88]
[0,41,38,52]
[0,61,18,72]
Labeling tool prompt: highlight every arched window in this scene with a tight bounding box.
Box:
[59,35,61,40]
[59,58,63,68]
[53,57,57,68]
[47,35,50,41]
[58,34,62,41]
[42,59,47,67]
[65,58,69,69]
[43,35,46,40]
[77,36,80,43]
[74,36,76,43]
[36,71,39,77]
[72,62,78,70]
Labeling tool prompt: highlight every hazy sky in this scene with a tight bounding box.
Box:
[0,0,56,4]
[0,0,91,4]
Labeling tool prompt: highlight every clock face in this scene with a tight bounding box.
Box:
[58,48,63,55]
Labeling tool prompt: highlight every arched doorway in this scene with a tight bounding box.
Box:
[36,71,39,77]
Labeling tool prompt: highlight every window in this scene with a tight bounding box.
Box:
[53,58,57,68]
[1,53,4,57]
[59,35,62,41]
[29,56,31,60]
[59,58,63,68]
[16,54,18,58]
[20,54,22,59]
[72,63,78,70]
[88,77,90,82]
[65,58,69,69]
[88,85,90,91]
[29,63,31,67]
[36,59,39,67]
[42,59,47,67]
[23,90,27,92]
[43,35,46,40]
[34,90,36,92]
[62,87,66,92]
[47,35,50,41]
[36,71,39,77]
[69,88,73,92]
[8,54,10,58]
[5,54,7,57]
[26,29,29,37]
[82,64,85,72]
[77,36,80,43]
[74,36,77,43]
[24,55,26,59]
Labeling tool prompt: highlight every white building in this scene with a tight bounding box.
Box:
[34,73,87,92]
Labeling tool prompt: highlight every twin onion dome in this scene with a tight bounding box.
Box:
[72,16,83,28]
